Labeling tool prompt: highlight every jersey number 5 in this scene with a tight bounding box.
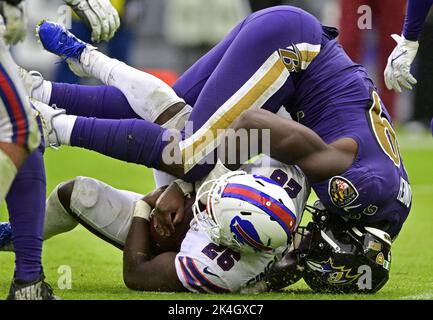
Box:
[368,91,401,167]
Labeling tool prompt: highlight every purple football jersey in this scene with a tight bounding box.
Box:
[172,6,411,238]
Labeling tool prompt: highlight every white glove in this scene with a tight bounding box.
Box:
[0,2,27,45]
[384,34,419,93]
[64,0,120,43]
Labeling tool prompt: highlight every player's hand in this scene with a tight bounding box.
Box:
[384,34,419,93]
[0,2,27,45]
[152,182,186,238]
[64,0,120,43]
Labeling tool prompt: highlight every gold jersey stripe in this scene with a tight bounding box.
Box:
[299,50,320,68]
[180,51,289,173]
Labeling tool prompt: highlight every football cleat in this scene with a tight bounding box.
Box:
[0,222,12,249]
[7,274,60,300]
[36,20,87,60]
[31,100,65,149]
[36,20,94,77]
[18,67,44,98]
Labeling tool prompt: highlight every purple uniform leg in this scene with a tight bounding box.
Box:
[70,117,166,168]
[66,7,324,182]
[6,141,45,282]
[175,7,322,181]
[50,83,140,119]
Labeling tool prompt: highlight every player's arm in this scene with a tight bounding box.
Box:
[152,108,357,234]
[122,190,186,292]
[227,109,357,183]
[384,0,433,93]
[403,0,433,41]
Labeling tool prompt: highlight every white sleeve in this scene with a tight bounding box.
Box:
[153,169,177,188]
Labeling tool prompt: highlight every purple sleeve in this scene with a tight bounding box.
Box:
[403,0,433,41]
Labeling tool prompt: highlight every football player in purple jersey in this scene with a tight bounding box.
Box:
[7,5,403,292]
[30,6,410,248]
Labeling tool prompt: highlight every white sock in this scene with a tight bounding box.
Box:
[53,113,77,146]
[79,48,184,122]
[32,80,52,105]
[80,48,122,85]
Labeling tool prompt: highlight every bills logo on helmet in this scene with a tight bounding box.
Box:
[230,217,272,252]
[306,258,361,285]
[328,176,359,208]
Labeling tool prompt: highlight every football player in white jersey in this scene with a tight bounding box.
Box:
[39,158,309,293]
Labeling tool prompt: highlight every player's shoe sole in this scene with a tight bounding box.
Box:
[7,274,60,300]
[36,20,88,61]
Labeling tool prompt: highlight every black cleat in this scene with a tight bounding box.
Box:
[7,275,60,300]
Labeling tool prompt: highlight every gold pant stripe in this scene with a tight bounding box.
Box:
[180,51,289,173]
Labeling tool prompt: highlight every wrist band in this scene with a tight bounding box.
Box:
[173,179,193,197]
[133,200,152,221]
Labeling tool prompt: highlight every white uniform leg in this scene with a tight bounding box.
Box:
[69,176,143,247]
[44,184,78,240]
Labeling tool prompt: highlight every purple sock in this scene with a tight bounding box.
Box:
[50,83,140,119]
[6,146,46,283]
[70,117,167,168]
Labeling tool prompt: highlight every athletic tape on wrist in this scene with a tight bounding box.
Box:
[133,200,152,221]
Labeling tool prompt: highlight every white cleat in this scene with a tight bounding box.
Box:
[31,100,65,149]
[18,67,44,98]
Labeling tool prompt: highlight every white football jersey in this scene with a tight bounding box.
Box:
[175,156,310,293]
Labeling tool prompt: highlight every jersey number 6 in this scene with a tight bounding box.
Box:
[367,91,401,167]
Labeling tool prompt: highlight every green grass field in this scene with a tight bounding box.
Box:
[0,131,432,300]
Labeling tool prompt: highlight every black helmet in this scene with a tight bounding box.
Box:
[296,203,392,294]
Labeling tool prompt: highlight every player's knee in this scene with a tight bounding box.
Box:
[155,102,187,127]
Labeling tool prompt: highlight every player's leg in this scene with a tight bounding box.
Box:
[33,100,175,172]
[0,46,40,203]
[37,21,186,125]
[23,69,189,129]
[171,20,243,107]
[44,176,143,248]
[5,139,57,300]
[6,143,45,283]
[21,67,142,120]
[179,7,323,181]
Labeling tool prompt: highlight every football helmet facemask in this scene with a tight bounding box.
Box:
[295,203,392,293]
